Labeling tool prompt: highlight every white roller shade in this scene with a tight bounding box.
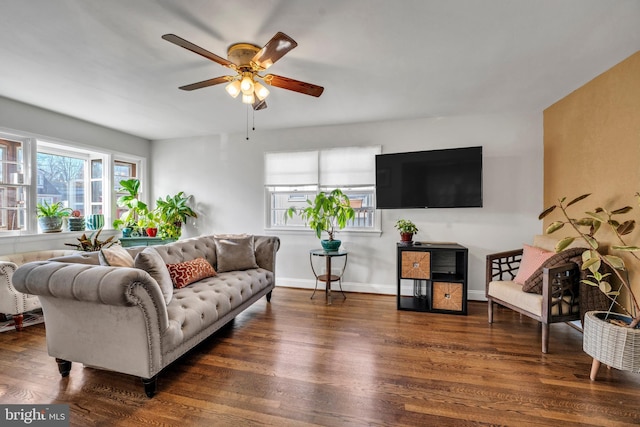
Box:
[264,151,318,186]
[319,146,381,187]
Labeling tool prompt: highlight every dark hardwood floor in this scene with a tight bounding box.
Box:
[1,287,639,426]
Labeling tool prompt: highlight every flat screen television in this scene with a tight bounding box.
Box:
[375,146,482,209]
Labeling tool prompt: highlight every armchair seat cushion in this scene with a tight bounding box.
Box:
[488,280,579,317]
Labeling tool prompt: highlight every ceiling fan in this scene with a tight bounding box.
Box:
[162,32,324,111]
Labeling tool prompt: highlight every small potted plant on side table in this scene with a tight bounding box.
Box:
[287,189,355,251]
[395,219,419,245]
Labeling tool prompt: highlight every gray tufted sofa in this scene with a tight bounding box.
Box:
[12,234,279,397]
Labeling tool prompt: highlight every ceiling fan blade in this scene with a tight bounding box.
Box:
[263,74,324,97]
[252,32,297,70]
[179,76,233,91]
[253,98,267,111]
[162,34,234,68]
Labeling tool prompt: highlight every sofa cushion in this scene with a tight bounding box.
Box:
[166,257,216,289]
[99,245,135,267]
[214,235,259,273]
[163,268,273,351]
[134,247,174,305]
[513,244,554,285]
[522,247,585,294]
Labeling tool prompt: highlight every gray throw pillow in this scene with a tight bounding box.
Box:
[134,247,173,305]
[214,235,259,273]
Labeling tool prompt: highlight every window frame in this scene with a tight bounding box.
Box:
[0,128,146,237]
[264,147,381,235]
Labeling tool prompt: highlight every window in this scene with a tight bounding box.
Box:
[265,146,381,231]
[114,160,139,221]
[0,130,145,236]
[0,137,27,232]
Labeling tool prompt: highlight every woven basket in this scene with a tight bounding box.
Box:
[583,311,640,373]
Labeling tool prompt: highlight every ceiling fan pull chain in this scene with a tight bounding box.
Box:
[246,104,250,140]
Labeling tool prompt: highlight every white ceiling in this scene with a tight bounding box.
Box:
[1,0,639,141]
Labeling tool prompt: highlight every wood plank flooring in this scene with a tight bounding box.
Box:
[0,287,639,426]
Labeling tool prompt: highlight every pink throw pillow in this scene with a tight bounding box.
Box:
[513,244,554,285]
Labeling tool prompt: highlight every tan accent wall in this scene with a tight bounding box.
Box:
[543,50,640,308]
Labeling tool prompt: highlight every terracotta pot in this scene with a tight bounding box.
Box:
[400,232,414,243]
[146,227,158,237]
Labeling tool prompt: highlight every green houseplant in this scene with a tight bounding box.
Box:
[156,192,197,240]
[540,193,640,379]
[64,228,116,251]
[287,189,355,251]
[395,219,419,244]
[37,201,72,233]
[113,179,147,237]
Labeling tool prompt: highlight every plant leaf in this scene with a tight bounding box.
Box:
[617,220,635,236]
[566,193,591,207]
[581,279,599,287]
[611,245,640,252]
[545,221,564,234]
[585,211,605,223]
[538,205,556,220]
[573,217,594,227]
[555,237,574,252]
[611,206,633,215]
[599,282,612,294]
[581,257,600,271]
[604,255,626,270]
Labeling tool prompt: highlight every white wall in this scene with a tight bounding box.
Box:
[0,96,150,255]
[152,112,544,300]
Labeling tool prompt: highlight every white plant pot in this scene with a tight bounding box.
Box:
[583,311,640,374]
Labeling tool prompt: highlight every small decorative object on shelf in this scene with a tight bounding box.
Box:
[67,210,85,231]
[395,219,418,245]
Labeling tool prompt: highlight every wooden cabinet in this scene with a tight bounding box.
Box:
[396,242,468,315]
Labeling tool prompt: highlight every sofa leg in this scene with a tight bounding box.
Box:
[266,291,272,302]
[142,375,157,398]
[487,300,493,324]
[13,314,24,331]
[541,323,549,354]
[55,358,72,377]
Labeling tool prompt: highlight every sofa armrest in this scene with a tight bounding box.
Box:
[13,261,169,330]
[486,249,523,292]
[254,235,280,273]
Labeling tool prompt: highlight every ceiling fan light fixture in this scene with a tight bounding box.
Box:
[242,93,255,104]
[254,81,270,101]
[240,73,255,95]
[225,80,241,98]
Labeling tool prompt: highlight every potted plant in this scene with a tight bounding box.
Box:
[395,219,419,244]
[64,228,116,251]
[156,192,197,240]
[287,189,355,251]
[113,179,147,237]
[140,210,159,238]
[36,201,72,233]
[540,193,640,380]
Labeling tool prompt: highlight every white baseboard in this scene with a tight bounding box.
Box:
[276,278,488,301]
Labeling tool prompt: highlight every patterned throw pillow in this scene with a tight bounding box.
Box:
[99,245,134,267]
[166,257,217,289]
[522,247,586,294]
[513,244,554,285]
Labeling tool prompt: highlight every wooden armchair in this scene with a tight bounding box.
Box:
[485,237,583,353]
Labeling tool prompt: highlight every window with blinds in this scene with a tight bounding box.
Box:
[265,146,381,231]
